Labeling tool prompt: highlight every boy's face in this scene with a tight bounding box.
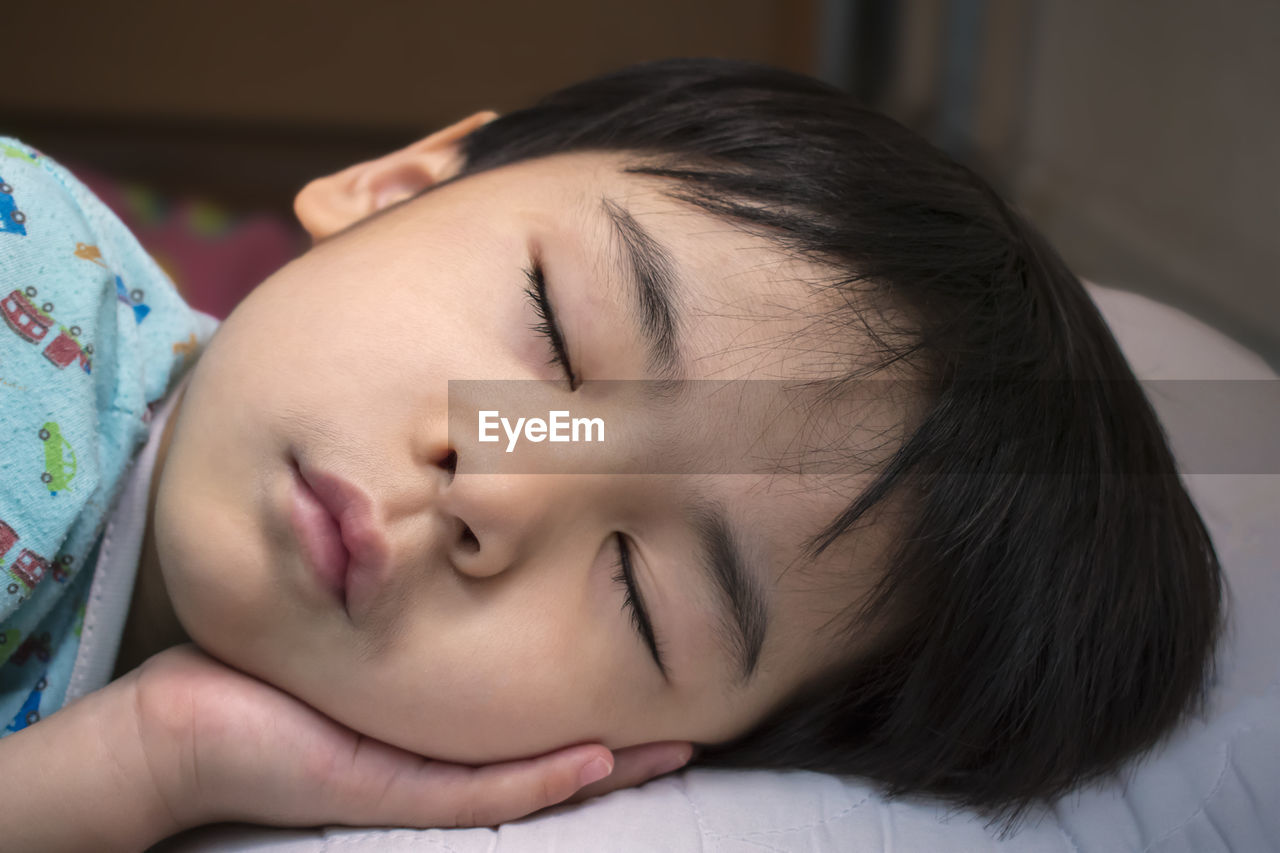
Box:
[152,115,895,764]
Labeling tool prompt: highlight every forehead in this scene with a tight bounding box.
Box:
[499,151,853,379]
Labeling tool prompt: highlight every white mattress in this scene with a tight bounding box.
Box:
[152,282,1279,853]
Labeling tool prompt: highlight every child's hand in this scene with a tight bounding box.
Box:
[129,643,693,832]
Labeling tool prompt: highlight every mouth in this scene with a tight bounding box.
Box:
[288,456,390,617]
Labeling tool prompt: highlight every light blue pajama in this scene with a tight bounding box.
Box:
[0,136,220,733]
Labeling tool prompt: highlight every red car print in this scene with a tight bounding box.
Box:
[0,520,16,560]
[10,632,51,667]
[9,549,49,591]
[2,288,53,344]
[51,554,73,583]
[2,287,93,372]
[43,328,92,373]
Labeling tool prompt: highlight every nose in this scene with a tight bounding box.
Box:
[433,447,489,558]
[445,479,514,581]
[417,439,482,568]
[440,448,572,581]
[419,435,493,577]
[435,447,458,482]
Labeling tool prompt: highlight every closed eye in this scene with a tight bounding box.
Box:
[521,260,578,390]
[611,532,668,678]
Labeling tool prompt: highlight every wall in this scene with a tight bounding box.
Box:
[1012,0,1280,367]
[0,0,815,214]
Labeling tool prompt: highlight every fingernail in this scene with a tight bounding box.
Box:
[579,757,613,787]
[652,747,693,777]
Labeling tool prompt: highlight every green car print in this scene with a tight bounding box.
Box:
[1,143,38,165]
[38,422,77,494]
[0,629,21,654]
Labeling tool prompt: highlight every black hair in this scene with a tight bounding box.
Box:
[447,57,1226,835]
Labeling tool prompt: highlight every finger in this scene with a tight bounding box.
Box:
[437,742,615,827]
[334,738,615,829]
[562,741,693,805]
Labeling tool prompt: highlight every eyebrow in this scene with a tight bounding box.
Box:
[685,498,770,688]
[600,197,683,381]
[596,196,767,683]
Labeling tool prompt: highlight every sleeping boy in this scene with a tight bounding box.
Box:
[0,58,1223,851]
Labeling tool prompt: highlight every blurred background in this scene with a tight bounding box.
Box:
[2,0,1276,368]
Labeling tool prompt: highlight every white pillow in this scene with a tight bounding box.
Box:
[153,282,1280,853]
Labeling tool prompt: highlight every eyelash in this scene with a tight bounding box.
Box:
[521,261,578,390]
[521,262,663,673]
[610,533,667,674]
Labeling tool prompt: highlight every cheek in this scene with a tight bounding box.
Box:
[156,441,272,652]
[326,608,631,764]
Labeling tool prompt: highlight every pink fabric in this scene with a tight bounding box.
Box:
[62,160,308,320]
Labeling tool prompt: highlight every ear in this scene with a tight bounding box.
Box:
[293,109,499,241]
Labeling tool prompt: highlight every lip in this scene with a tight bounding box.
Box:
[288,457,390,617]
